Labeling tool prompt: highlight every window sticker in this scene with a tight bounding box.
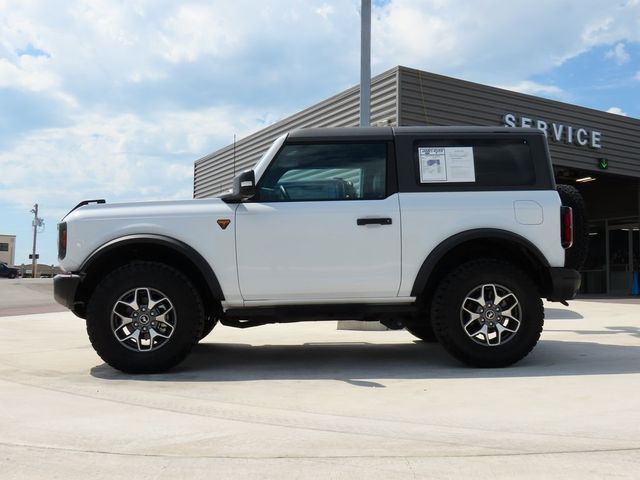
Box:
[418,147,476,183]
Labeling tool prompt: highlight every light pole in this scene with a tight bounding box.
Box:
[360,0,371,127]
[30,204,43,278]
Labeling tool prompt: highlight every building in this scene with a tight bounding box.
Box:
[18,263,62,278]
[194,66,640,295]
[0,234,16,265]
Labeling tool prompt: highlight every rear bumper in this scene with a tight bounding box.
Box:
[547,267,581,301]
[53,274,82,310]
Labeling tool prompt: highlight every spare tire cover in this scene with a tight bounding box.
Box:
[557,184,588,270]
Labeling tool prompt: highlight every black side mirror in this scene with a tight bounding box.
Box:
[222,170,256,203]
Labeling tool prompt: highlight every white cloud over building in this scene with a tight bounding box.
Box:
[1,0,639,262]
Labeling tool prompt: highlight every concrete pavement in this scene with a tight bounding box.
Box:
[0,278,66,316]
[0,299,639,478]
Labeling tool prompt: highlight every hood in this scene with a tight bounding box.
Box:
[62,198,230,223]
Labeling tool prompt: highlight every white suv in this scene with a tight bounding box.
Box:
[54,127,585,373]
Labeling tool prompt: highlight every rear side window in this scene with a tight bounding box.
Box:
[414,139,535,187]
[258,143,387,202]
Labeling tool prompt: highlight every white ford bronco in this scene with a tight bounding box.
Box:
[54,127,585,373]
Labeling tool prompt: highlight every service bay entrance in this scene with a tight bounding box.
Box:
[581,218,640,295]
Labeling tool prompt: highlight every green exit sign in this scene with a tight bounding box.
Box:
[598,158,609,170]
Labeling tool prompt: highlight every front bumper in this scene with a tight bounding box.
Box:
[53,274,82,310]
[547,267,581,301]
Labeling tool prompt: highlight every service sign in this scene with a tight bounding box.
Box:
[503,113,602,149]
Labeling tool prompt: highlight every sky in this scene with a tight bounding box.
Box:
[1,0,639,265]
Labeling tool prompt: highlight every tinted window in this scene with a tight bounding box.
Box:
[258,143,387,201]
[0,243,8,252]
[414,139,535,187]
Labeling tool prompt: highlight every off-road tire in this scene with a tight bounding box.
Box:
[405,319,438,342]
[86,261,204,373]
[557,184,588,270]
[199,315,218,341]
[432,258,544,367]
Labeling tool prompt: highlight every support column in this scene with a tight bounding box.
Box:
[339,0,385,331]
[359,0,371,127]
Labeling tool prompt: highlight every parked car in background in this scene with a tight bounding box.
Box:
[0,262,19,279]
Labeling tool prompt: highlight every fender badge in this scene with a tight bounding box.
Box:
[217,219,231,230]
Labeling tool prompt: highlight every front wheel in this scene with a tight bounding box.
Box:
[86,261,204,373]
[199,314,218,341]
[431,259,543,367]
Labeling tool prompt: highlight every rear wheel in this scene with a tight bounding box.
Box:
[86,261,204,373]
[432,258,543,367]
[405,318,438,342]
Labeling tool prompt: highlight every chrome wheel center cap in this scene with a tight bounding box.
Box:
[485,310,496,320]
[139,314,149,324]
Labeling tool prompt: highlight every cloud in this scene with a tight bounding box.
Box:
[372,0,640,83]
[3,1,639,115]
[0,56,59,92]
[0,106,279,213]
[160,4,246,63]
[497,81,563,97]
[605,43,631,64]
[606,107,628,116]
[635,71,640,80]
[315,4,335,19]
[0,89,72,148]
[2,0,640,264]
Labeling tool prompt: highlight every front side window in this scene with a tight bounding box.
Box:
[258,143,387,202]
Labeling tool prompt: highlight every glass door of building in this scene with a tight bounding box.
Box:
[608,223,639,295]
[581,221,606,294]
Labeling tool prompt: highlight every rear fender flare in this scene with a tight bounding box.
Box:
[410,229,550,297]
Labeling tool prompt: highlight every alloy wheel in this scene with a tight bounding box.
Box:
[460,283,521,347]
[111,287,176,352]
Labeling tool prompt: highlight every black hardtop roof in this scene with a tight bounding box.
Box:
[287,126,544,142]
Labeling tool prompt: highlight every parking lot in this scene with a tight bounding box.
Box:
[1,279,639,479]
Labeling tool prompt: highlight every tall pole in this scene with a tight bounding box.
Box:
[360,0,371,127]
[31,203,38,279]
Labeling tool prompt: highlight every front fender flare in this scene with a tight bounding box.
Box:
[79,234,225,300]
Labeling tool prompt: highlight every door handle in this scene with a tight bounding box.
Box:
[357,217,392,226]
